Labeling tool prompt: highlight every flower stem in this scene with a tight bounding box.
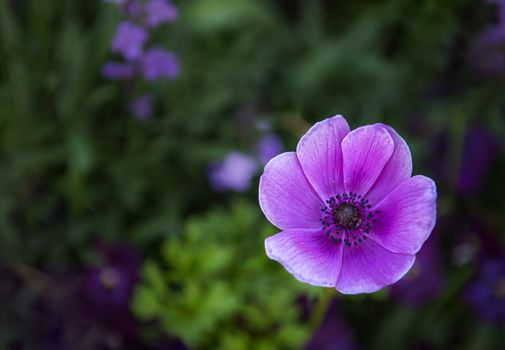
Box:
[309,287,334,330]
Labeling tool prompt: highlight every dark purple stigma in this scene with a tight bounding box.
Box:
[320,192,379,248]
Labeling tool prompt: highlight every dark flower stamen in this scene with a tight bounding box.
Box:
[333,203,361,229]
[320,192,378,248]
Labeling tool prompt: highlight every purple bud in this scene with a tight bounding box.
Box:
[140,48,179,81]
[111,21,149,61]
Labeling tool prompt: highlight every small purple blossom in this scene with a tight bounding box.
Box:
[209,151,258,192]
[101,61,136,80]
[111,21,148,61]
[129,94,154,120]
[391,235,445,305]
[465,258,505,325]
[144,0,179,28]
[256,134,284,165]
[104,0,180,120]
[259,115,437,294]
[141,48,179,81]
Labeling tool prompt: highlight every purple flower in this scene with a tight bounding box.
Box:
[465,258,505,325]
[141,48,179,81]
[259,115,437,294]
[129,94,154,120]
[391,235,445,305]
[209,151,258,192]
[144,0,179,28]
[101,61,136,80]
[111,21,148,61]
[256,134,284,165]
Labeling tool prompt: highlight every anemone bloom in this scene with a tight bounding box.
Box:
[259,115,437,294]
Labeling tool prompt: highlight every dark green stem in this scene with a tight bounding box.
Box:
[309,288,334,330]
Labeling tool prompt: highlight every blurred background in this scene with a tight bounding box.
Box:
[0,0,504,349]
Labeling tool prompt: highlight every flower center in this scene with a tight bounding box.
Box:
[320,192,378,248]
[333,203,361,230]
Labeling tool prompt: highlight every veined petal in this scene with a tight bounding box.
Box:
[296,115,350,199]
[265,229,343,287]
[342,125,394,196]
[369,176,437,254]
[366,124,413,205]
[259,152,324,230]
[336,239,415,294]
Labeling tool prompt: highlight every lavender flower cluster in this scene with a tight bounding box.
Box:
[103,0,179,120]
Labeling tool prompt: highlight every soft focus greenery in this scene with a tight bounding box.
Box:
[1,0,505,349]
[133,201,317,350]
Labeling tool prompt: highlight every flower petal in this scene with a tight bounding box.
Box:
[259,152,324,230]
[265,229,343,287]
[369,175,437,254]
[336,239,415,294]
[296,115,350,199]
[342,125,394,196]
[366,124,412,205]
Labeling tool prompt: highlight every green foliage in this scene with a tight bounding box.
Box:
[133,201,317,350]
